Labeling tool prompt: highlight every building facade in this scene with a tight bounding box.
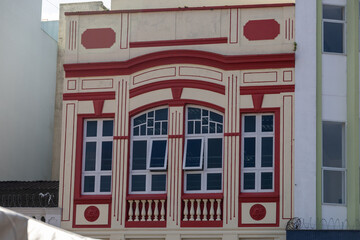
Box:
[59,1,295,239]
[294,0,360,230]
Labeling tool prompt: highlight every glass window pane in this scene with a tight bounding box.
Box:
[185,139,202,168]
[148,118,154,126]
[209,122,216,133]
[155,122,161,135]
[323,22,343,53]
[155,108,168,121]
[147,127,154,135]
[140,124,146,136]
[208,138,222,168]
[151,174,166,191]
[261,172,273,190]
[162,122,168,135]
[323,170,344,204]
[131,175,146,192]
[101,141,112,170]
[100,175,111,192]
[195,121,201,134]
[202,109,208,116]
[244,116,255,132]
[217,123,223,133]
[261,137,273,167]
[210,112,223,124]
[243,173,255,190]
[244,138,255,168]
[133,126,139,136]
[134,114,146,126]
[188,107,201,120]
[150,140,167,168]
[148,111,154,117]
[186,174,201,191]
[202,126,208,134]
[102,120,113,136]
[188,121,194,134]
[86,121,97,137]
[323,5,344,20]
[207,173,222,190]
[84,176,95,192]
[262,115,273,132]
[323,122,344,168]
[85,142,96,171]
[202,117,208,125]
[132,141,147,170]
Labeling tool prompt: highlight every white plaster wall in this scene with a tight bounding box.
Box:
[0,0,57,180]
[322,55,347,122]
[294,0,317,222]
[322,205,347,228]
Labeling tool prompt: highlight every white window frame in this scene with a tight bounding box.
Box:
[241,114,275,193]
[321,121,346,205]
[82,119,113,195]
[322,4,346,54]
[129,108,168,194]
[183,106,224,193]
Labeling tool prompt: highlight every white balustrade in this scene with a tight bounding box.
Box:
[182,198,222,222]
[127,199,165,222]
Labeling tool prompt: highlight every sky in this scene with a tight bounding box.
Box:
[41,0,111,20]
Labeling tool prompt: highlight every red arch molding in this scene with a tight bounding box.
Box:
[64,50,295,78]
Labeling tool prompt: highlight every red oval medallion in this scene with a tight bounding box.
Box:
[249,204,266,221]
[81,28,116,49]
[84,206,100,222]
[244,19,280,41]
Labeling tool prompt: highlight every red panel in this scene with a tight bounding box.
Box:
[130,37,227,48]
[93,100,104,116]
[64,50,295,78]
[252,94,264,110]
[65,3,294,16]
[240,85,294,95]
[81,28,116,49]
[249,204,266,221]
[63,91,115,101]
[244,19,280,41]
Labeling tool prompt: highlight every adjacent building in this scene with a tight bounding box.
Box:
[294,0,359,230]
[59,0,295,239]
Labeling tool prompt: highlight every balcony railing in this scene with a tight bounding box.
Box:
[125,194,166,227]
[181,194,223,227]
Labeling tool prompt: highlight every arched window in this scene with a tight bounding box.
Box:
[130,108,168,193]
[183,107,223,193]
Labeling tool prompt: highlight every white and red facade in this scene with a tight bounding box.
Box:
[59,1,295,239]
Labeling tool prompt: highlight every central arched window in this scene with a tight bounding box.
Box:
[130,108,168,194]
[183,107,223,193]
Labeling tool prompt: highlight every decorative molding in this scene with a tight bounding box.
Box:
[63,92,116,101]
[64,50,295,78]
[65,3,295,16]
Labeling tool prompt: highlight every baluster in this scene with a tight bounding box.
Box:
[183,199,189,221]
[128,200,134,221]
[160,199,165,221]
[196,199,201,221]
[209,199,215,221]
[147,200,153,221]
[189,199,195,221]
[216,199,221,221]
[134,200,140,221]
[202,199,208,221]
[141,200,146,221]
[153,200,159,221]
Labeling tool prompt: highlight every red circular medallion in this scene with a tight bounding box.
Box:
[249,204,266,221]
[84,206,100,222]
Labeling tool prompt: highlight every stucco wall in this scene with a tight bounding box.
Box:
[0,0,57,180]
